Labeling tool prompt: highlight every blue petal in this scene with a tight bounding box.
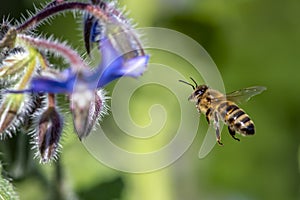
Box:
[5,77,72,94]
[60,68,73,79]
[29,77,73,93]
[100,38,121,69]
[97,55,149,87]
[95,38,149,87]
[28,69,77,93]
[122,55,149,76]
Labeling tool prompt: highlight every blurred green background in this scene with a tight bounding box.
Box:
[1,0,300,199]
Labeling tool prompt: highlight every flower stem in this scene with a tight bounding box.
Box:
[48,94,56,108]
[17,34,87,71]
[16,1,146,57]
[16,2,108,33]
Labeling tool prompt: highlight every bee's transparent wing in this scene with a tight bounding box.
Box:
[226,86,266,104]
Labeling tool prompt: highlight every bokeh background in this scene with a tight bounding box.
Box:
[1,0,300,199]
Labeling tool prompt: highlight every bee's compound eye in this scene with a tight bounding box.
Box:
[196,89,205,95]
[194,89,201,95]
[197,85,208,95]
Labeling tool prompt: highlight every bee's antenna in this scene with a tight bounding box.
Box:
[190,77,198,87]
[179,80,195,90]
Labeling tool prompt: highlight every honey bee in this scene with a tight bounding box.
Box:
[180,78,266,145]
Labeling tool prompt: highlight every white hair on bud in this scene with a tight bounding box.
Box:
[97,88,109,119]
[87,88,110,133]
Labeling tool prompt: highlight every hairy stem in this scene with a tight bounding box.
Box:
[16,2,108,33]
[17,34,87,71]
[16,1,146,56]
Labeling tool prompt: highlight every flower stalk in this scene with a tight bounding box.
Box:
[17,34,87,72]
[16,2,107,33]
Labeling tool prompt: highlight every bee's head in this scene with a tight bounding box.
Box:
[189,85,208,101]
[179,78,208,102]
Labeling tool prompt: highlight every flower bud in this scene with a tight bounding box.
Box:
[70,84,94,139]
[0,94,24,138]
[71,88,107,140]
[37,107,63,163]
[0,23,16,49]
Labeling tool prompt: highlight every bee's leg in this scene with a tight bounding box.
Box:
[228,127,240,142]
[213,112,223,145]
[205,108,212,124]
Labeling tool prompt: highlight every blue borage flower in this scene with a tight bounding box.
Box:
[7,37,149,141]
[11,38,149,94]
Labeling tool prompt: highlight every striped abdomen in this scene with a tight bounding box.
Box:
[217,101,255,135]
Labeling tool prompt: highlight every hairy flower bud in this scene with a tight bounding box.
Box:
[0,94,24,138]
[37,107,63,163]
[71,87,108,140]
[0,23,16,50]
[70,83,94,139]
